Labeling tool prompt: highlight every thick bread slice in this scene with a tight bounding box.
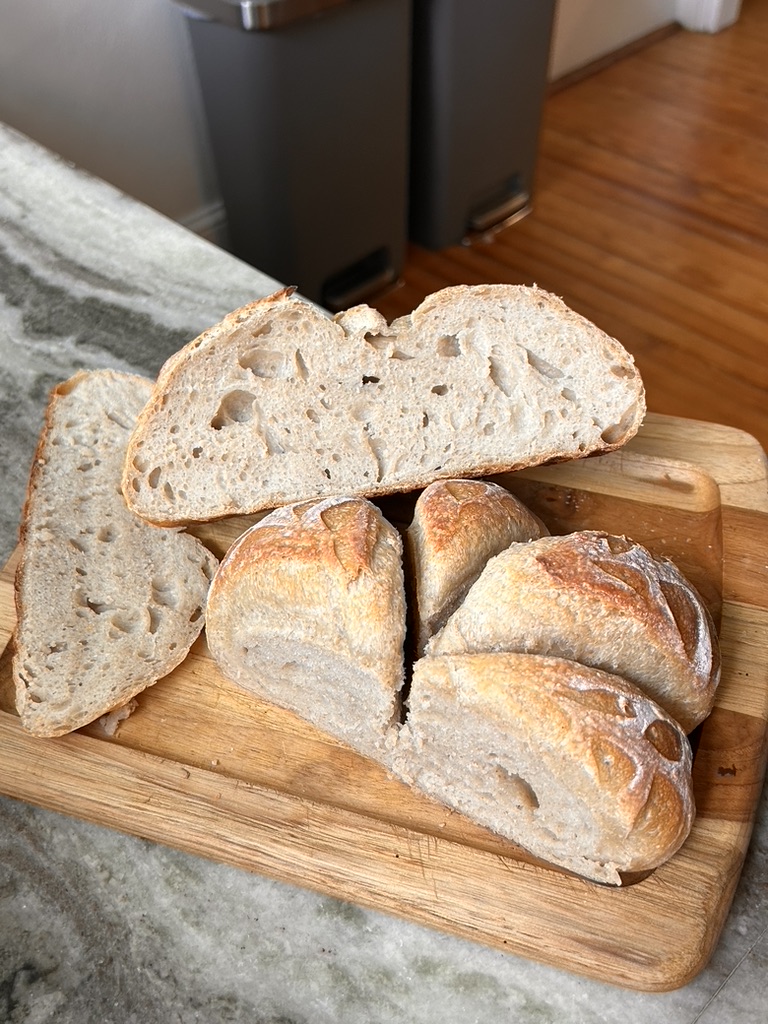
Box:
[393,652,695,884]
[405,478,549,656]
[121,284,646,526]
[13,371,219,737]
[205,496,406,761]
[428,531,720,734]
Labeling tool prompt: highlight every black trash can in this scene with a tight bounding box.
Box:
[175,0,411,309]
[408,0,556,250]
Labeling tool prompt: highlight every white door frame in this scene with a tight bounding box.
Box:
[675,0,742,31]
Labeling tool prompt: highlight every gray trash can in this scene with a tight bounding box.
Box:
[409,0,556,250]
[175,0,411,309]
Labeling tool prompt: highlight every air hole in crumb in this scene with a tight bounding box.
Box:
[561,388,577,402]
[323,468,331,479]
[601,405,638,445]
[211,390,258,429]
[147,467,161,489]
[148,607,162,635]
[164,482,175,502]
[437,335,460,357]
[422,412,429,427]
[525,349,564,379]
[239,348,288,379]
[189,606,203,624]
[306,408,320,423]
[363,332,393,351]
[492,762,540,810]
[152,578,179,609]
[431,384,448,396]
[362,375,380,385]
[110,612,141,634]
[482,423,494,435]
[192,446,203,459]
[97,526,115,543]
[611,364,635,379]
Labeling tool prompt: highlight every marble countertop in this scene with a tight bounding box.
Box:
[0,123,766,1024]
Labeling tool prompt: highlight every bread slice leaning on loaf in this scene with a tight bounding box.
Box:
[121,284,646,526]
[405,478,549,657]
[428,530,720,734]
[393,652,695,884]
[13,370,219,737]
[205,496,406,761]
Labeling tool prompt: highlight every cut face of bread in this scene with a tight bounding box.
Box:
[405,479,549,656]
[121,284,646,525]
[428,531,720,734]
[205,496,406,761]
[13,370,219,737]
[395,652,695,884]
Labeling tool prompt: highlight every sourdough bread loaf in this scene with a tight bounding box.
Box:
[205,496,406,761]
[13,370,219,737]
[428,530,720,733]
[394,652,695,884]
[405,479,549,656]
[121,284,646,526]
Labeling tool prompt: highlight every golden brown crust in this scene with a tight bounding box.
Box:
[403,652,695,880]
[206,496,406,760]
[406,479,549,655]
[430,530,720,733]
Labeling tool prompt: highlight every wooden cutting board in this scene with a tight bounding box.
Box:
[1,413,767,992]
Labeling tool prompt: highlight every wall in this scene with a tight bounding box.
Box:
[0,0,219,231]
[548,0,677,80]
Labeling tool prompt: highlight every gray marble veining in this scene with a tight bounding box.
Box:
[0,123,766,1024]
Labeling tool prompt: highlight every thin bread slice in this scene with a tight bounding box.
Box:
[13,370,219,737]
[205,496,406,761]
[428,531,720,733]
[393,652,695,884]
[121,284,646,526]
[405,478,549,656]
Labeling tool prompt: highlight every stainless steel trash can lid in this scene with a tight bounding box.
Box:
[173,0,360,32]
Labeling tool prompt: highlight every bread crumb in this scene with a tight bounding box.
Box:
[98,699,139,737]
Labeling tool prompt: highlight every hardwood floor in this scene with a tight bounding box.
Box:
[374,0,768,451]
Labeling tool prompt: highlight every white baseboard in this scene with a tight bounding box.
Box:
[178,199,229,248]
[675,0,742,31]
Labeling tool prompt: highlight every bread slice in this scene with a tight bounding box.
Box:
[405,479,549,656]
[121,284,646,526]
[428,531,720,733]
[13,370,219,737]
[205,496,406,761]
[393,652,695,884]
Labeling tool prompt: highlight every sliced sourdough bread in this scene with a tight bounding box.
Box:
[205,496,406,761]
[393,652,695,885]
[121,284,646,526]
[428,530,720,734]
[405,478,549,657]
[13,370,219,737]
